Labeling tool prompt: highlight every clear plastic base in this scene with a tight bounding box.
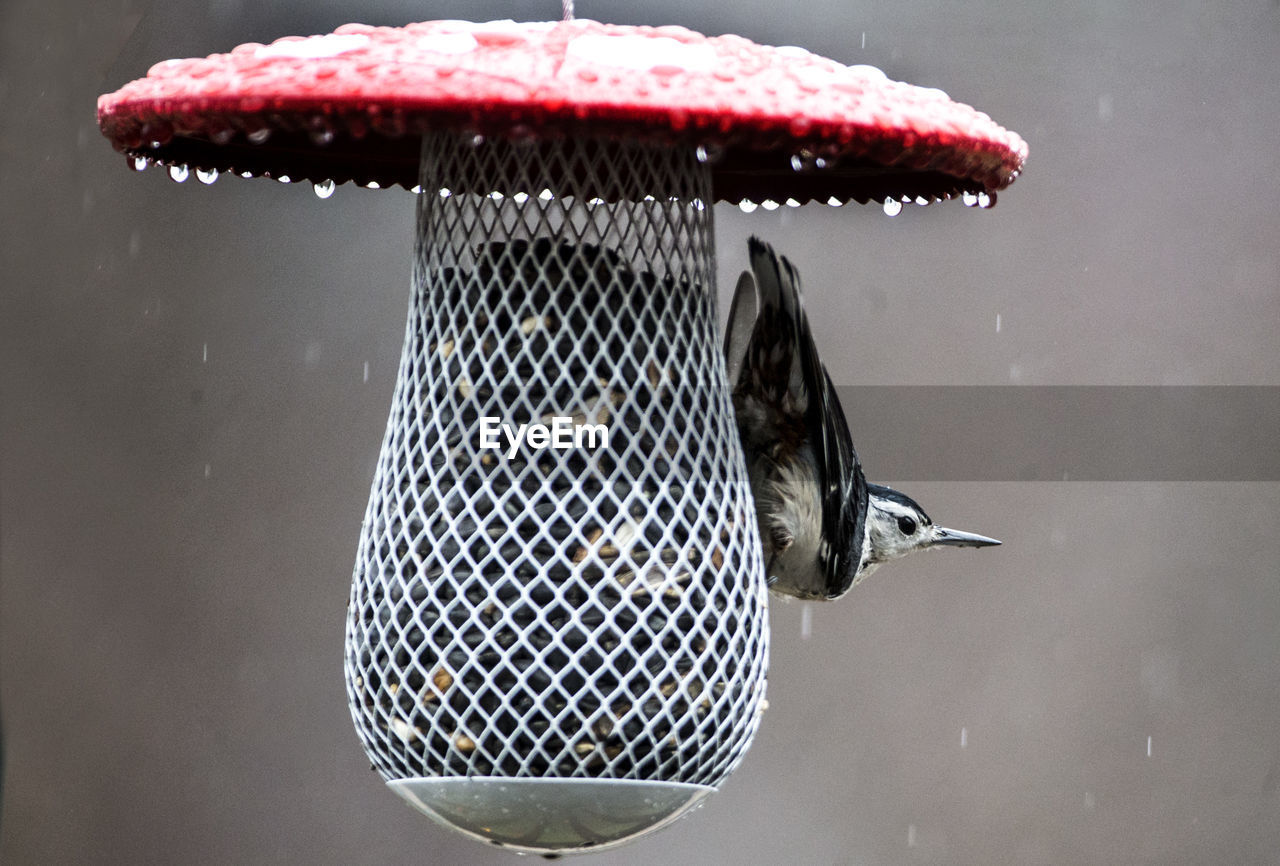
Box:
[387,776,715,855]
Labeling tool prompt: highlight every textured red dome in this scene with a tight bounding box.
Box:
[98,18,1027,204]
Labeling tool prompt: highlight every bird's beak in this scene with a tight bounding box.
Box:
[931,526,1002,548]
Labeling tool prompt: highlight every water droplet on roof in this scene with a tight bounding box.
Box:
[565,33,717,74]
[415,32,480,55]
[255,33,370,60]
[846,64,888,82]
[775,45,812,59]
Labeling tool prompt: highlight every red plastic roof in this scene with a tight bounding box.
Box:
[98,19,1027,204]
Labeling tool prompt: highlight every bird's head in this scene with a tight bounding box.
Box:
[863,483,1001,569]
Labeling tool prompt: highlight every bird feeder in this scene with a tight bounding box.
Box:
[98,16,1026,856]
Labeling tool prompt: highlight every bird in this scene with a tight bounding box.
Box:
[724,237,1000,600]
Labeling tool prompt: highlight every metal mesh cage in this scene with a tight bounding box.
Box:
[344,132,769,795]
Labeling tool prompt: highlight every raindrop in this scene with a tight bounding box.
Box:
[204,463,212,479]
[694,143,722,164]
[168,164,189,183]
[1097,93,1113,122]
[995,313,1002,333]
[130,154,150,172]
[1146,735,1152,757]
[800,603,812,640]
[826,196,844,207]
[202,343,208,363]
[439,187,452,198]
[789,151,827,172]
[247,127,271,144]
[310,124,335,146]
[761,199,779,211]
[538,188,554,201]
[738,199,758,213]
[365,181,381,189]
[512,191,529,204]
[785,198,801,208]
[128,229,142,258]
[313,179,336,199]
[960,727,968,748]
[914,195,930,206]
[277,175,292,184]
[961,191,979,207]
[882,197,902,216]
[239,171,255,179]
[195,167,219,185]
[142,121,174,148]
[470,134,485,147]
[977,191,994,209]
[410,185,423,194]
[488,190,505,201]
[363,361,370,383]
[907,825,917,848]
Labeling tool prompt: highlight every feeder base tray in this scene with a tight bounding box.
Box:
[387,776,714,854]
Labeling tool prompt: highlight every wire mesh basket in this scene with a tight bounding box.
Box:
[344,131,769,851]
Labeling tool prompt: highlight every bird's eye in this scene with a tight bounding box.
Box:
[897,516,917,535]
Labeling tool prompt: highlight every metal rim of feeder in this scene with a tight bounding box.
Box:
[97,15,1028,857]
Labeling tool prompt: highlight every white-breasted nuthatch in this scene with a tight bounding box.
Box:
[725,237,1000,600]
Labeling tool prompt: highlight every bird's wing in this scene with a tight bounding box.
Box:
[810,366,867,596]
[746,237,867,596]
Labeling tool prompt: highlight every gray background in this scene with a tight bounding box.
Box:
[3,1,1278,863]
